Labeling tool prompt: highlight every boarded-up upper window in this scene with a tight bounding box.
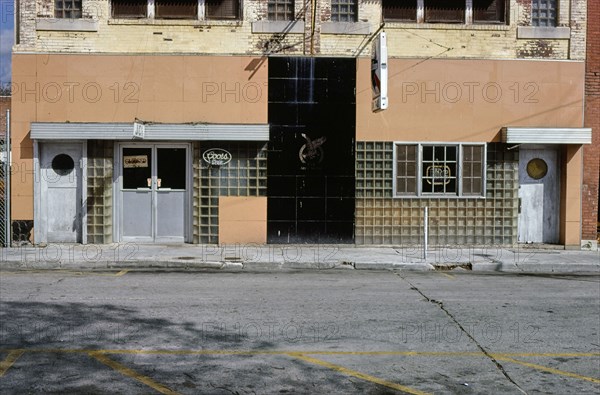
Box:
[206,0,240,19]
[155,0,198,19]
[112,0,148,18]
[425,0,465,23]
[382,0,417,22]
[473,0,505,23]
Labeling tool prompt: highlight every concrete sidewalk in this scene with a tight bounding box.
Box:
[1,243,598,273]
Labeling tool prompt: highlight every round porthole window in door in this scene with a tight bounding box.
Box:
[52,154,75,176]
[526,158,548,180]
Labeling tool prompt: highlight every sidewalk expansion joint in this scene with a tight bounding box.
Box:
[393,272,529,395]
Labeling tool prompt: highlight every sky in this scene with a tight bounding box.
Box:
[0,0,14,85]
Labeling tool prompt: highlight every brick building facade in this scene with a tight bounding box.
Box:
[582,0,600,247]
[0,96,8,137]
[11,0,594,248]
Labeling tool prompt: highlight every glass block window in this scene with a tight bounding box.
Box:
[112,0,148,18]
[268,0,294,21]
[194,142,268,244]
[394,143,485,197]
[55,0,82,18]
[356,142,394,198]
[531,0,557,26]
[383,0,417,22]
[473,0,505,23]
[87,141,114,244]
[356,142,516,246]
[331,0,357,22]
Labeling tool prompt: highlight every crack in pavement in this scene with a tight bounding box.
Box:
[394,273,529,395]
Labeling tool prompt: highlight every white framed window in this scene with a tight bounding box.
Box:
[394,143,486,197]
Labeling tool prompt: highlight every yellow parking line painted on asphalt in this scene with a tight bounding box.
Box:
[494,352,600,358]
[287,352,431,395]
[0,349,25,377]
[89,351,180,395]
[495,356,600,384]
[440,273,455,279]
[114,270,129,277]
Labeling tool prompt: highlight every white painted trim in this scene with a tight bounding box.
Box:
[31,122,270,141]
[81,141,88,245]
[465,0,473,25]
[392,142,487,199]
[148,0,155,19]
[416,0,424,23]
[502,127,592,144]
[112,145,120,243]
[198,0,205,20]
[33,141,42,244]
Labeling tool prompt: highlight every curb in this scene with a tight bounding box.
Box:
[472,262,600,274]
[0,260,598,274]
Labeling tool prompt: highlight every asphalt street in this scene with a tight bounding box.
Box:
[0,269,598,394]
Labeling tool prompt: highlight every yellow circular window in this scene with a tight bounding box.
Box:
[526,158,548,180]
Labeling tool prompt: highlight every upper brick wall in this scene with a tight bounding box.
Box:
[582,0,599,241]
[15,0,587,60]
[0,97,9,136]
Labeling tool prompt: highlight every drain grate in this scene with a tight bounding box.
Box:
[433,263,472,271]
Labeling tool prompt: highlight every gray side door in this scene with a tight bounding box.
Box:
[518,147,560,244]
[40,143,83,243]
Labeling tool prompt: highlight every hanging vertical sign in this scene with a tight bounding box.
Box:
[133,121,145,139]
[371,31,388,112]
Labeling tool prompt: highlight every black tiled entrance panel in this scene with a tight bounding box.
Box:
[268,57,356,243]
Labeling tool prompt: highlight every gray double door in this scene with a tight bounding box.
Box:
[119,144,190,243]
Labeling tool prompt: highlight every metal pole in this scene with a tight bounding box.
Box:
[423,206,428,260]
[5,109,10,247]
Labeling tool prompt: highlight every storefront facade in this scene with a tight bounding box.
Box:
[11,0,594,248]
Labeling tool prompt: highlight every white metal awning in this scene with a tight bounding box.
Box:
[30,122,270,141]
[502,127,592,144]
